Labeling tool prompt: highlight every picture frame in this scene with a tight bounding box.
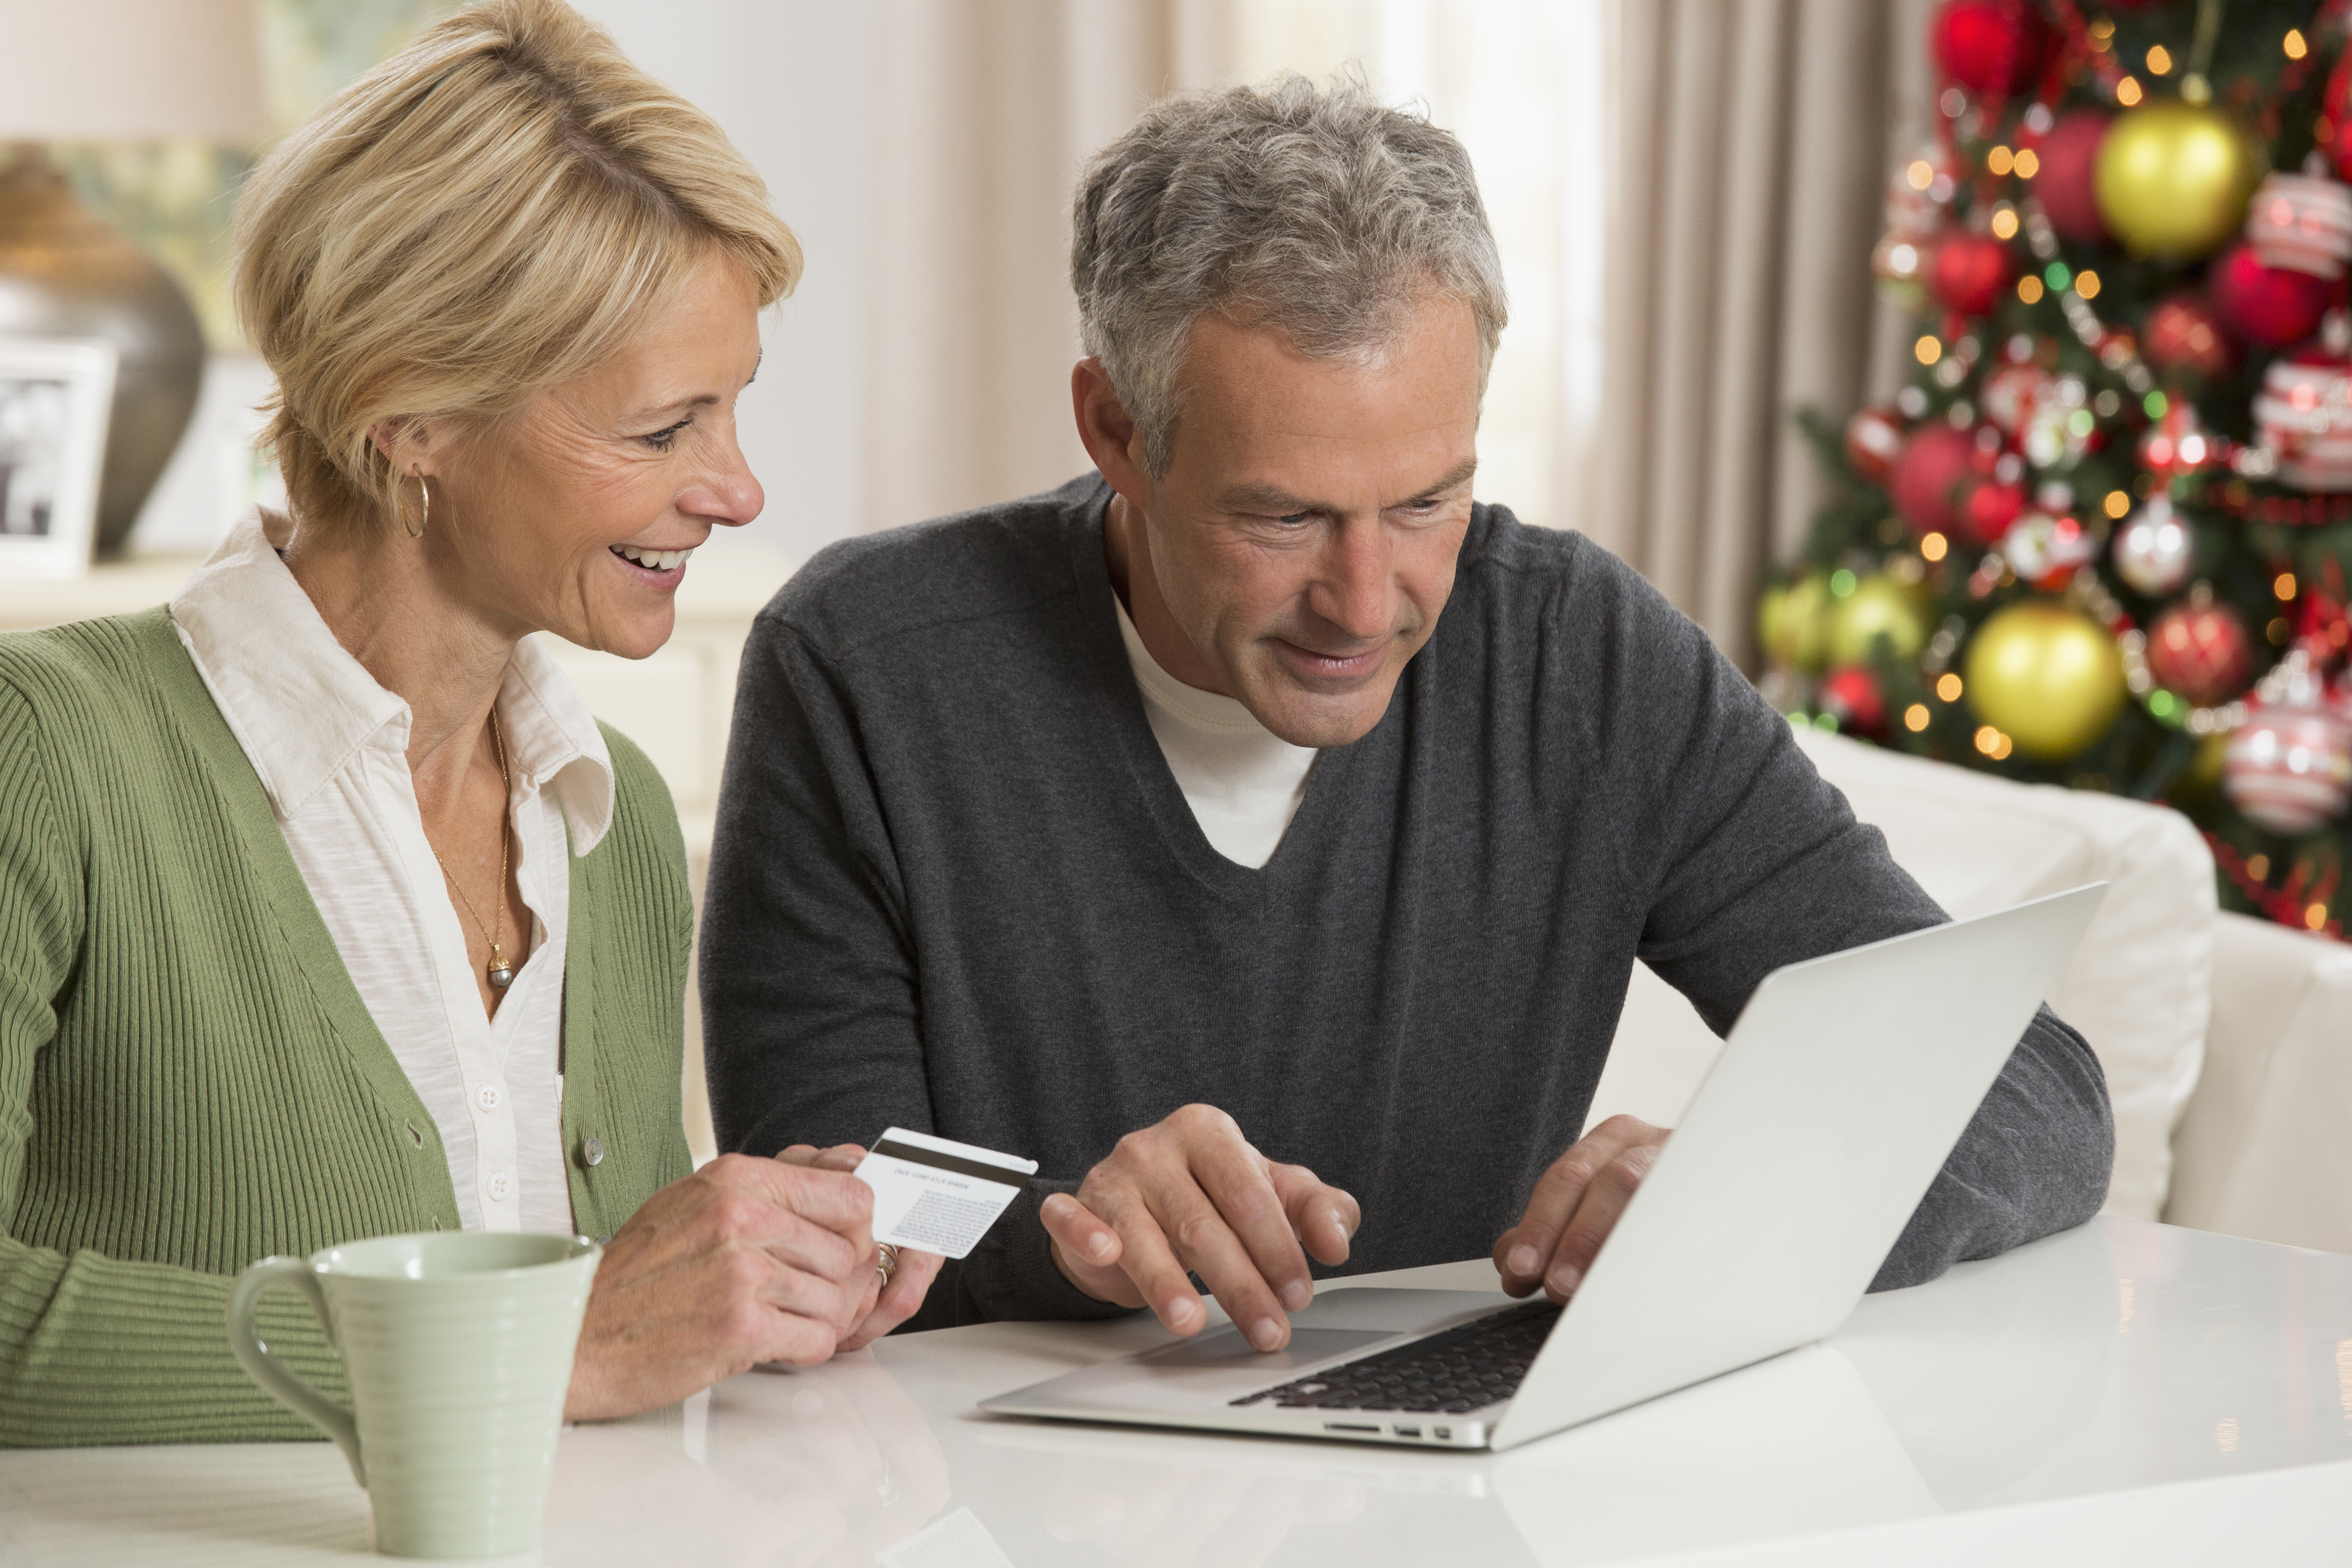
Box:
[0,337,118,580]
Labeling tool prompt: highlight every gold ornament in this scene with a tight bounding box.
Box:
[1826,575,1930,667]
[2094,101,2262,261]
[1760,574,1833,673]
[1962,602,2127,761]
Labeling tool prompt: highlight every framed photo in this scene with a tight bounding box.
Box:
[0,338,117,580]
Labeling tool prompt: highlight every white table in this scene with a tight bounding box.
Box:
[4,1216,2347,1566]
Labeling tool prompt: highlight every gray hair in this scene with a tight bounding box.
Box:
[1071,72,1508,477]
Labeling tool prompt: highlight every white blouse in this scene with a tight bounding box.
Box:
[170,514,613,1235]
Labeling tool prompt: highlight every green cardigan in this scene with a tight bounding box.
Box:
[0,608,694,1446]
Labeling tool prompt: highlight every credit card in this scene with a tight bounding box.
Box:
[854,1126,1039,1260]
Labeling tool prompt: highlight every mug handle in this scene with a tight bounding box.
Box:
[226,1255,365,1485]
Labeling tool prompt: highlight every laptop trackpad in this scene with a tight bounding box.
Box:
[1143,1327,1391,1374]
[1034,1328,1395,1413]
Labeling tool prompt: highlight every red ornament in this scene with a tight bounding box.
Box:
[2246,172,2352,280]
[1891,423,1982,537]
[2224,652,2352,834]
[1818,666,1888,738]
[2000,511,2098,590]
[2031,111,2110,245]
[1843,406,1908,482]
[2327,50,2352,186]
[2253,346,2352,492]
[2142,292,2239,381]
[1930,0,2047,97]
[1979,363,2053,435]
[2147,597,2255,705]
[2137,401,2221,478]
[1960,479,2028,548]
[2208,241,2333,349]
[1929,232,2016,317]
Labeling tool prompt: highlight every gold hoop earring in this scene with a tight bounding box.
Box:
[403,472,429,540]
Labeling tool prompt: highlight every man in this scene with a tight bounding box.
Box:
[701,77,2112,1344]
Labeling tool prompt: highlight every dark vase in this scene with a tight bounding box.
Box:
[0,149,205,560]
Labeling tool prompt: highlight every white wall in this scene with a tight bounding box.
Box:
[558,0,876,568]
[130,351,279,554]
[131,0,878,570]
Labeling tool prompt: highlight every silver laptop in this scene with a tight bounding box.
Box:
[982,884,2107,1452]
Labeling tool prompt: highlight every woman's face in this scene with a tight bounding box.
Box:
[422,249,766,659]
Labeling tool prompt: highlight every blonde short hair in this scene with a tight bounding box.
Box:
[234,0,801,538]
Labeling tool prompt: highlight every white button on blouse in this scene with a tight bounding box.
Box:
[170,513,615,1236]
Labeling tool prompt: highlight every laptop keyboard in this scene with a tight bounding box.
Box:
[1228,1299,1563,1414]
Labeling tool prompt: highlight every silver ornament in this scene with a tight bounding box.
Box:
[2112,495,2194,597]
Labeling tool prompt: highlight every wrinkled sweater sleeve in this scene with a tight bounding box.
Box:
[699,615,1121,1326]
[0,676,338,1445]
[1584,558,2114,1291]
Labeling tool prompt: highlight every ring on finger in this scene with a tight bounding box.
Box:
[877,1242,900,1285]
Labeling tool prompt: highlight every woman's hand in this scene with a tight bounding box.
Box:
[564,1153,877,1421]
[773,1143,946,1352]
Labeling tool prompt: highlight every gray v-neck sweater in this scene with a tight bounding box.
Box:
[701,475,2112,1331]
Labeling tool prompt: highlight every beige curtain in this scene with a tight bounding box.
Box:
[861,0,1938,670]
[1592,0,1935,665]
[858,0,1227,533]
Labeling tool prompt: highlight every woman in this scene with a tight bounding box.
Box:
[0,0,936,1445]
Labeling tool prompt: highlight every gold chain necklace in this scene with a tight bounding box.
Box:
[431,712,517,990]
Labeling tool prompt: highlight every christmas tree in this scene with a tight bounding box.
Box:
[1769,0,2352,939]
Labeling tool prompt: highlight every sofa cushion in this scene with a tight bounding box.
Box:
[2165,911,2352,1253]
[1591,727,2214,1220]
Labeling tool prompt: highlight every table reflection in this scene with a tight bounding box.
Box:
[546,1353,952,1568]
[1836,1217,2117,1507]
[0,1441,370,1565]
[1041,1452,1364,1567]
[1493,1343,1940,1567]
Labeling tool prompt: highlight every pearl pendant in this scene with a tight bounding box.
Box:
[487,949,514,990]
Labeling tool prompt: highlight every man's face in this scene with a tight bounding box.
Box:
[1127,291,1482,748]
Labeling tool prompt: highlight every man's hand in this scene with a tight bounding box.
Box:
[1038,1104,1360,1352]
[565,1153,878,1421]
[773,1143,946,1351]
[1492,1115,1671,1303]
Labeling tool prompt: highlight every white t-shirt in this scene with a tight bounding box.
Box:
[1114,597,1318,868]
[171,514,612,1236]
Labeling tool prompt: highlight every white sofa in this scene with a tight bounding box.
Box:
[1591,727,2352,1256]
